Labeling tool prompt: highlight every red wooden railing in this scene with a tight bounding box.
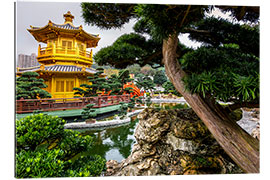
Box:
[16,95,130,114]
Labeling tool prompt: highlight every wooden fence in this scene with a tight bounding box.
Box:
[16,95,130,114]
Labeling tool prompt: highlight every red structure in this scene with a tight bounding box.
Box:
[16,95,130,114]
[123,82,144,98]
[16,82,143,114]
[101,82,144,97]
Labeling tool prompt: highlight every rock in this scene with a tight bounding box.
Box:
[249,108,260,140]
[110,108,243,176]
[85,118,96,124]
[105,160,120,176]
[166,132,198,154]
[251,124,260,140]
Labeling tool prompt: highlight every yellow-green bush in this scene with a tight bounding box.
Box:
[15,114,106,178]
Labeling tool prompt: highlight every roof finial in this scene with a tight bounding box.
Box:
[63,11,74,24]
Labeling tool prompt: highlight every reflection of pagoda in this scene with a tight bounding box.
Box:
[17,11,101,98]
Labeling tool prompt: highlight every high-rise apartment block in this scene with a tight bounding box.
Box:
[17,53,39,68]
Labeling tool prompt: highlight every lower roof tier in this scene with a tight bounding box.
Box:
[16,64,97,74]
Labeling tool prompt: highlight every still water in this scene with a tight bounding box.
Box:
[72,103,188,162]
[75,117,138,162]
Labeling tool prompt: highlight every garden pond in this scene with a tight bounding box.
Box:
[67,102,188,162]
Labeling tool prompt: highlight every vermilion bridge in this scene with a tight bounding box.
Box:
[16,95,130,114]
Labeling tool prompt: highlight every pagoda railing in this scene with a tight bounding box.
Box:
[38,45,93,61]
[16,95,130,114]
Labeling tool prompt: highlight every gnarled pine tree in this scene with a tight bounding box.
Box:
[81,4,259,173]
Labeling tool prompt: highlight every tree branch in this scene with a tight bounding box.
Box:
[140,50,162,66]
[179,5,191,28]
[182,27,211,34]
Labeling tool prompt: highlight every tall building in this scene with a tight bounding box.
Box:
[16,11,101,99]
[17,53,39,68]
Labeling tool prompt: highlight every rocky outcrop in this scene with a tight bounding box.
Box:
[237,108,260,140]
[106,108,243,176]
[250,108,260,140]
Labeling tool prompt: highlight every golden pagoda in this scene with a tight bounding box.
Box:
[17,11,101,99]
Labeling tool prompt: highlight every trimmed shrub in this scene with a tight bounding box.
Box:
[15,114,106,178]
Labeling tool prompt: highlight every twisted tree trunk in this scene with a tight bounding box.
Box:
[162,33,259,173]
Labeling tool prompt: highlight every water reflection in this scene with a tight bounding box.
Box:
[77,119,138,162]
[71,102,187,162]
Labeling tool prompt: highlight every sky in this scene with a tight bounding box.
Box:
[16,1,135,56]
[16,1,203,58]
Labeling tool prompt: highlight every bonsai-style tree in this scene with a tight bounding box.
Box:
[153,70,167,86]
[81,3,259,172]
[73,68,110,97]
[118,102,128,119]
[128,95,143,109]
[162,81,182,97]
[81,104,97,120]
[135,74,155,93]
[16,72,51,100]
[107,69,134,95]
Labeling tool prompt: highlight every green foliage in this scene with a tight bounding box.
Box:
[94,33,162,68]
[16,114,65,151]
[134,4,206,42]
[81,3,259,108]
[87,4,202,69]
[16,72,51,99]
[140,65,157,76]
[73,68,109,97]
[135,74,155,92]
[118,102,128,119]
[162,81,182,97]
[81,3,136,29]
[187,17,259,57]
[217,6,259,23]
[153,70,167,86]
[233,73,259,101]
[16,114,106,178]
[178,18,259,104]
[74,69,133,97]
[58,130,94,159]
[66,155,106,177]
[126,64,141,76]
[16,148,66,178]
[128,95,143,109]
[81,104,97,119]
[145,93,152,107]
[107,69,133,95]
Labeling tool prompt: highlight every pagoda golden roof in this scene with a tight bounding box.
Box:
[27,11,100,48]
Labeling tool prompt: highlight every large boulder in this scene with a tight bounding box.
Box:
[107,108,243,176]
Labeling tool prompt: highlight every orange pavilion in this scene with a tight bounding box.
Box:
[17,11,101,99]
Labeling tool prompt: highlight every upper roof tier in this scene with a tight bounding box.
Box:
[27,11,101,48]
